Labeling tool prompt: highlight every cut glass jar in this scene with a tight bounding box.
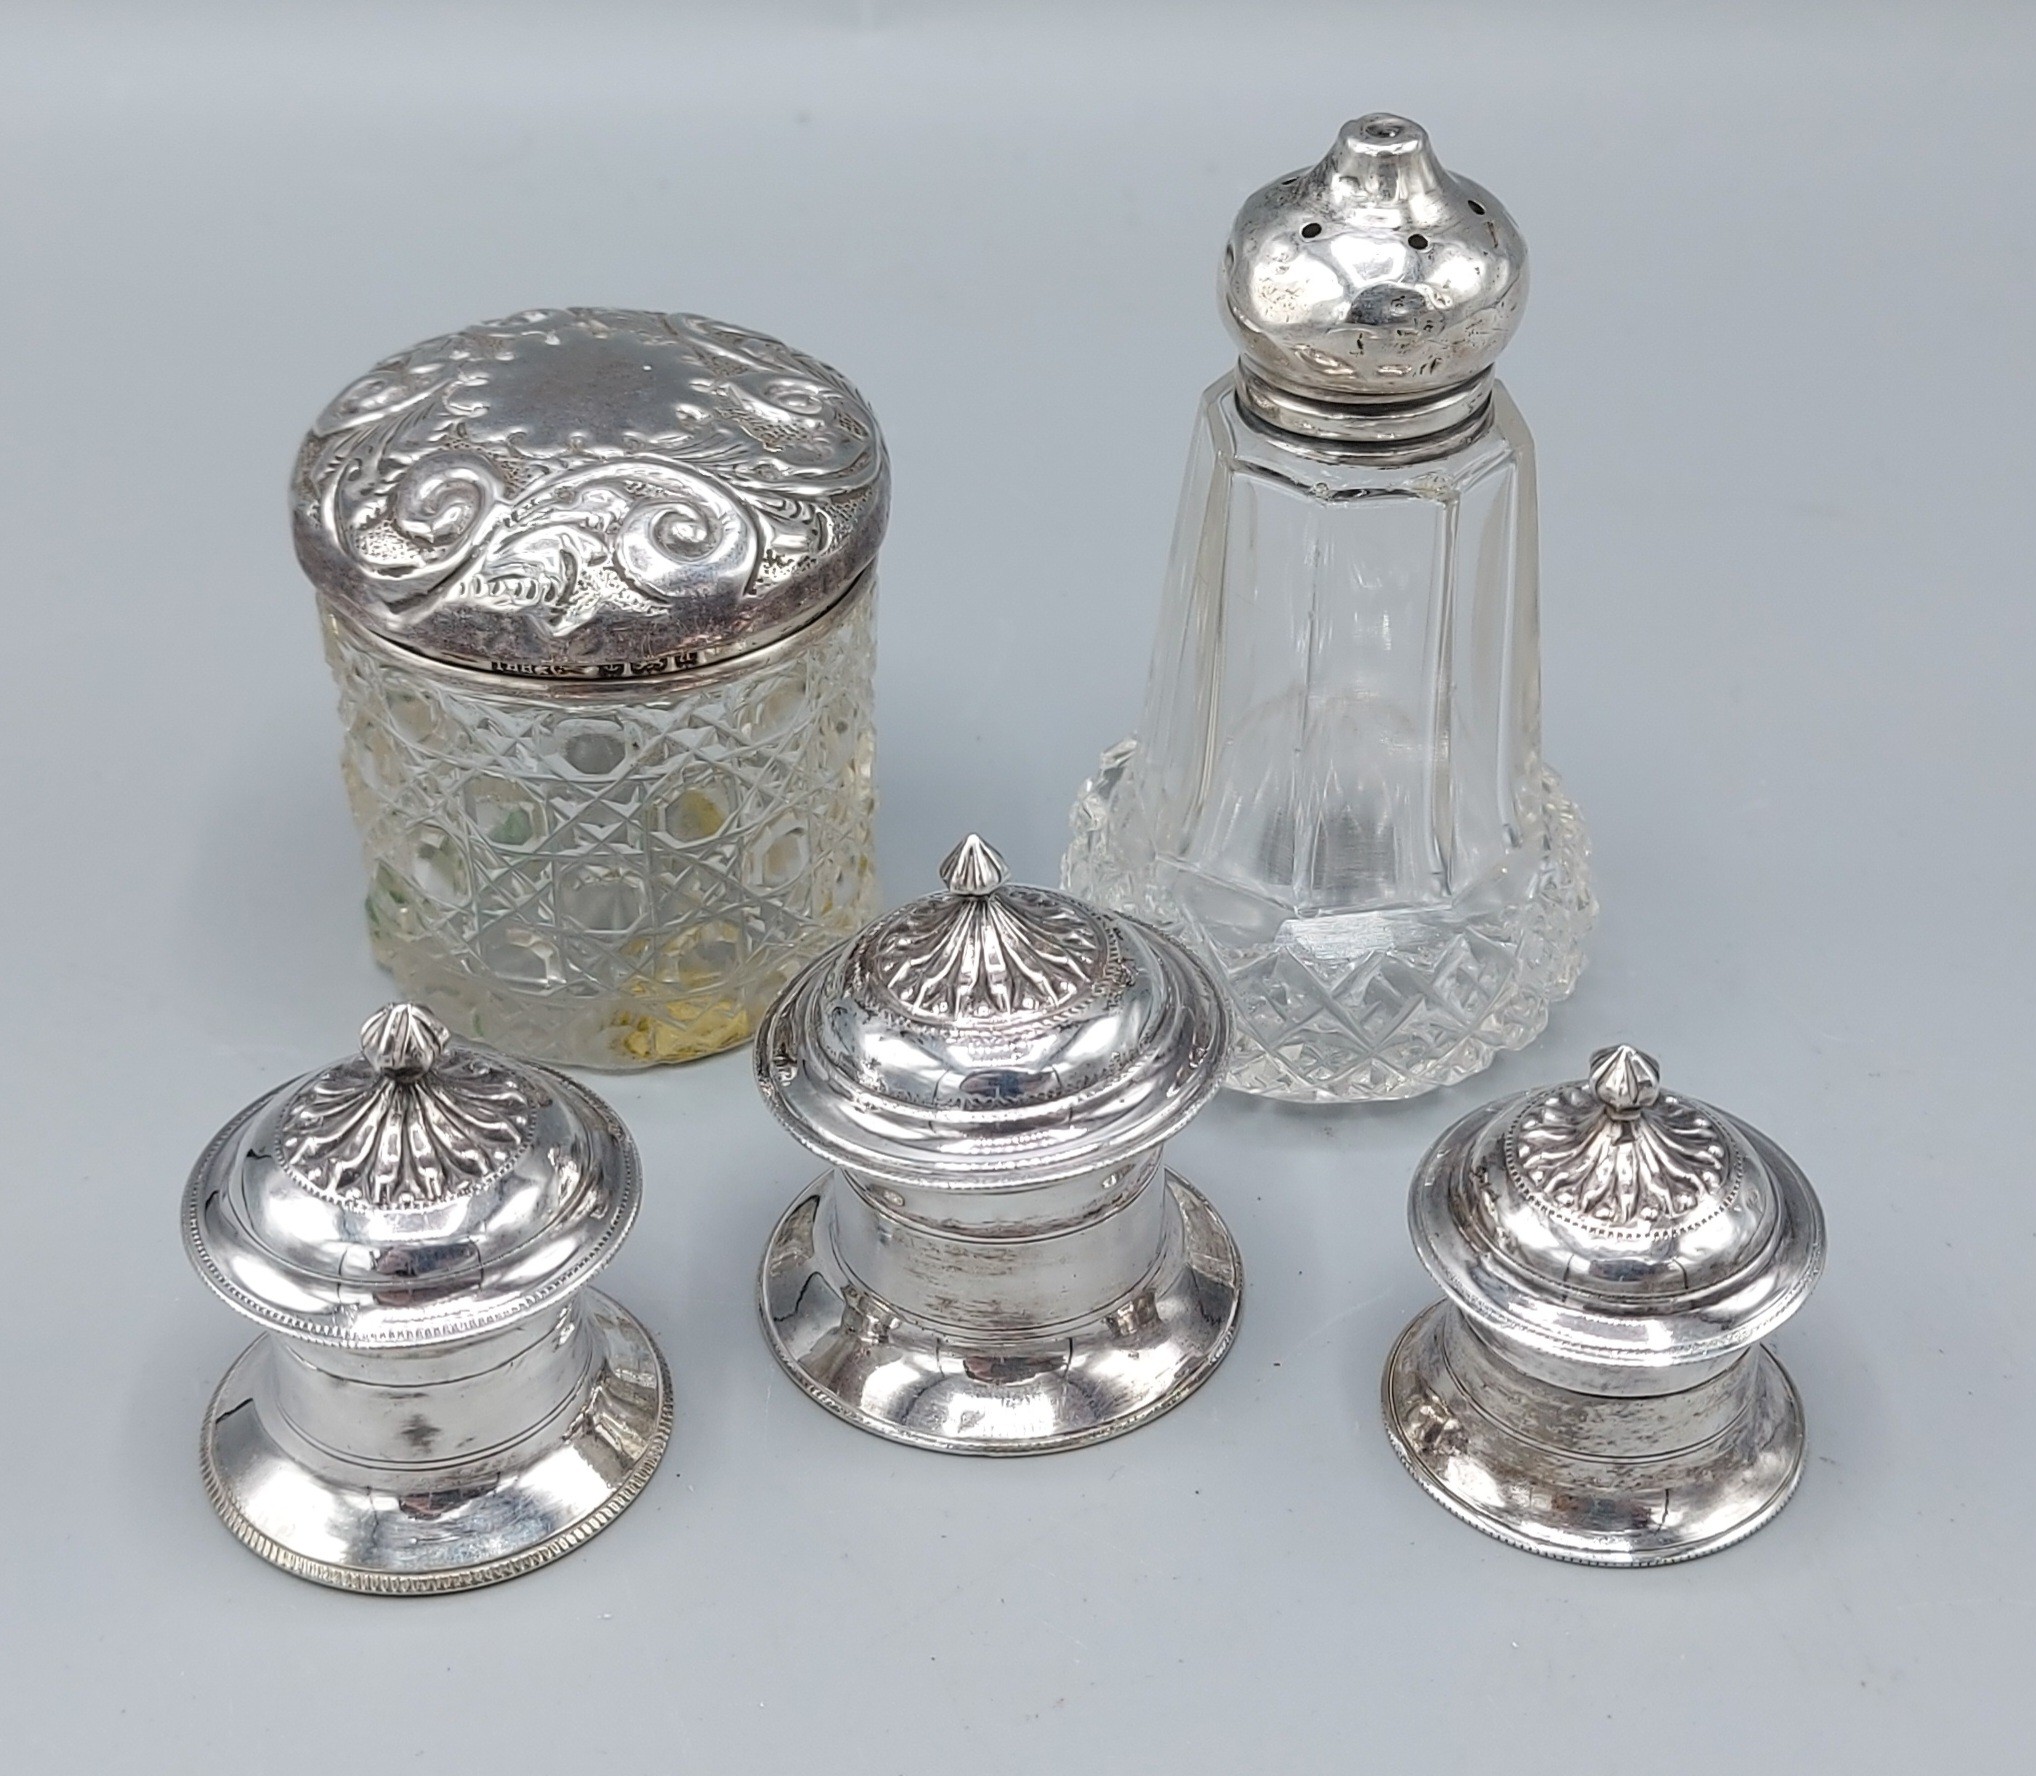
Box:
[1065,115,1594,1102]
[296,309,887,1068]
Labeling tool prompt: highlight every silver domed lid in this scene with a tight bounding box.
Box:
[294,308,888,679]
[1410,1046,1825,1371]
[755,836,1229,1188]
[184,1003,640,1349]
[1224,114,1527,442]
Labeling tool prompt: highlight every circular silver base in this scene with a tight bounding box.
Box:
[1382,1303,1805,1567]
[201,1292,672,1594]
[759,1173,1242,1456]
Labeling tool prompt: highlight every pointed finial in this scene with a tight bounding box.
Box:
[1588,1044,1662,1116]
[939,834,1007,898]
[360,1003,451,1079]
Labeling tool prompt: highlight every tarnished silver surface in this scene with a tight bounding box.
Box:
[754,837,1242,1454]
[183,1004,671,1591]
[294,308,887,678]
[1384,1045,1826,1565]
[1384,1304,1805,1567]
[1225,113,1526,447]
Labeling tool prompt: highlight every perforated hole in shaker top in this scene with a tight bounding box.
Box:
[1407,233,1430,250]
[1300,222,1322,239]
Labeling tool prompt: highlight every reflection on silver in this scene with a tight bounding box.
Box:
[274,1003,532,1207]
[300,310,888,1072]
[183,1004,671,1592]
[1509,1044,1730,1227]
[1383,1045,1826,1565]
[1224,111,1527,445]
[1062,114,1591,1104]
[754,837,1242,1455]
[294,308,887,679]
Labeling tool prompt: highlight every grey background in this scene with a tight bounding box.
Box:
[1,1,2028,1768]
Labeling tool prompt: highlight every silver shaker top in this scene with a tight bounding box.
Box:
[183,1003,640,1348]
[755,836,1229,1189]
[293,308,888,679]
[1224,113,1527,442]
[1409,1046,1826,1372]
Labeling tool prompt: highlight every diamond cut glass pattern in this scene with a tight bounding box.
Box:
[1065,382,1593,1102]
[326,587,878,1068]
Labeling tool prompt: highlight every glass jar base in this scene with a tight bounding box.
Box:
[326,582,879,1073]
[1064,744,1595,1103]
[366,926,845,1070]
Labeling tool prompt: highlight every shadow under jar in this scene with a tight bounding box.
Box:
[295,308,888,1068]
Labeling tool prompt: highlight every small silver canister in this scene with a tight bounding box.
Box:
[753,835,1242,1455]
[295,309,887,1069]
[1384,1044,1826,1565]
[183,1003,671,1592]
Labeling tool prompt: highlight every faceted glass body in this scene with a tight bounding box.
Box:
[326,584,878,1068]
[1065,379,1592,1101]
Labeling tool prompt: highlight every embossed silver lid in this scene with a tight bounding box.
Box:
[755,835,1229,1188]
[1410,1046,1825,1371]
[293,308,888,679]
[1224,113,1527,444]
[184,1003,641,1348]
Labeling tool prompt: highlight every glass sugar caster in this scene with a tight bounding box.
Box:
[295,308,887,1069]
[1065,115,1594,1102]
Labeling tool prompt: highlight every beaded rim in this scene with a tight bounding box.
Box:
[198,1329,674,1596]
